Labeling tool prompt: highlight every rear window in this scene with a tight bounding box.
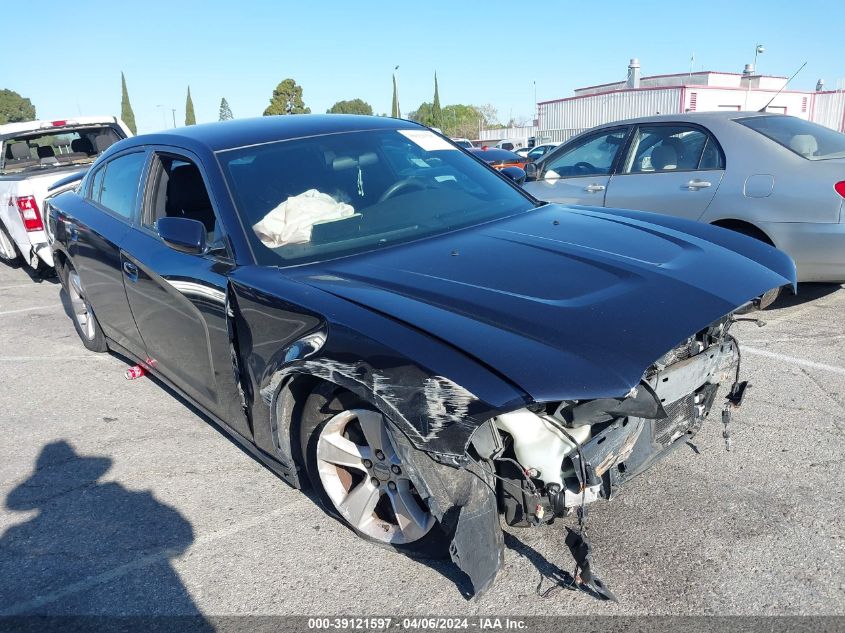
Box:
[1,125,123,175]
[736,116,845,161]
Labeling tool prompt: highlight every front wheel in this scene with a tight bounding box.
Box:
[300,384,452,557]
[66,263,108,352]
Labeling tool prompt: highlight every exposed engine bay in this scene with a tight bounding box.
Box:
[481,313,748,599]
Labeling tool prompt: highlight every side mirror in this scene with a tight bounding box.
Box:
[523,163,539,181]
[156,217,207,254]
[500,166,527,186]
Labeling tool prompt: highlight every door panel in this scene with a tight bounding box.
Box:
[120,229,249,436]
[605,171,723,220]
[523,128,628,206]
[67,204,144,355]
[524,174,611,206]
[67,153,147,357]
[604,124,724,220]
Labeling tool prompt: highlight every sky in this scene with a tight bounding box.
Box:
[4,0,845,134]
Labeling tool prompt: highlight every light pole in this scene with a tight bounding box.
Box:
[171,108,176,128]
[753,44,764,72]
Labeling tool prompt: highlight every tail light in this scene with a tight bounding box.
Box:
[15,196,44,232]
[835,181,845,198]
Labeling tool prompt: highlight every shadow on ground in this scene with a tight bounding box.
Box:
[768,282,843,310]
[0,441,211,625]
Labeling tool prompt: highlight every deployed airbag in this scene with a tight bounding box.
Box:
[253,189,354,247]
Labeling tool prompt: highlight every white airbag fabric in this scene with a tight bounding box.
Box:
[253,189,354,247]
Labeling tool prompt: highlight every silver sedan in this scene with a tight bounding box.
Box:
[523,112,845,282]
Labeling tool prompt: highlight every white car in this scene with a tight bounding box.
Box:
[0,116,132,273]
[450,137,474,149]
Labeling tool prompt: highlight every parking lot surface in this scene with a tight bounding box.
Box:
[1,263,843,617]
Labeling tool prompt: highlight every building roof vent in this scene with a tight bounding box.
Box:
[743,63,755,76]
[626,58,641,89]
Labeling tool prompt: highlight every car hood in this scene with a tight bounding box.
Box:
[289,204,795,402]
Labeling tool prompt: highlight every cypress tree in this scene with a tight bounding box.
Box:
[219,97,233,121]
[120,72,137,134]
[185,86,196,126]
[432,73,442,130]
[391,74,400,119]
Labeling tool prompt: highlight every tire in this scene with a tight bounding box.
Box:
[65,263,108,352]
[725,224,782,309]
[299,383,452,558]
[0,221,21,268]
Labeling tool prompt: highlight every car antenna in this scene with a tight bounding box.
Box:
[758,61,807,112]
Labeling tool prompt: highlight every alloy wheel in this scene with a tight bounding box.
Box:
[316,408,435,544]
[68,270,96,340]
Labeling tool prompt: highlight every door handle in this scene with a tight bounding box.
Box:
[584,184,606,193]
[685,179,712,190]
[122,261,138,281]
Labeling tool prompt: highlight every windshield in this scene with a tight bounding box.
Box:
[736,115,845,160]
[219,128,534,266]
[1,125,123,175]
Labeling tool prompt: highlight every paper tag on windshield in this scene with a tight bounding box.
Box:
[398,129,456,152]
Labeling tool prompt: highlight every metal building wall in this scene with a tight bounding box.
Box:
[538,88,683,141]
[811,91,845,131]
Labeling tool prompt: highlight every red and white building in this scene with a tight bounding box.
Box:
[480,60,845,146]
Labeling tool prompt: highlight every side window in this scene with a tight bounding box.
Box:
[147,155,222,249]
[544,129,628,178]
[624,125,723,173]
[88,165,106,202]
[98,152,146,219]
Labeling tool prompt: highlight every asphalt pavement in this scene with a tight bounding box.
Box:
[1,262,843,618]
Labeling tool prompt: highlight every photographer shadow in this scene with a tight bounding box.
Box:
[0,441,211,626]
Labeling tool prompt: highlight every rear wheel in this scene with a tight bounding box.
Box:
[0,222,20,268]
[66,263,108,352]
[718,222,782,309]
[300,384,451,557]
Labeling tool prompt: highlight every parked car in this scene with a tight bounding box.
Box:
[523,112,845,283]
[514,147,531,158]
[48,115,793,598]
[0,117,132,273]
[450,137,474,149]
[468,146,527,170]
[525,143,559,162]
[495,140,519,151]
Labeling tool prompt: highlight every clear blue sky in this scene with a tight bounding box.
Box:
[5,0,844,133]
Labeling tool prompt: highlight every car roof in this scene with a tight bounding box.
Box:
[589,110,777,128]
[118,115,423,153]
[0,116,120,140]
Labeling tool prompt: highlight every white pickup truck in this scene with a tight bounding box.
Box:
[0,116,132,273]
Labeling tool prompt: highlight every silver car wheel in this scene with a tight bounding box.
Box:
[68,270,96,340]
[316,408,435,545]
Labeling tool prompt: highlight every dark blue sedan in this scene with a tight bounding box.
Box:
[47,115,794,598]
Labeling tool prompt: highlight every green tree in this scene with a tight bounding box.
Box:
[408,102,434,127]
[185,87,196,126]
[0,89,36,124]
[120,72,137,134]
[391,74,400,118]
[219,97,233,121]
[327,98,373,115]
[411,102,493,139]
[432,73,442,130]
[263,79,310,116]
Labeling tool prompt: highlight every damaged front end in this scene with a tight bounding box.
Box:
[482,312,748,598]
